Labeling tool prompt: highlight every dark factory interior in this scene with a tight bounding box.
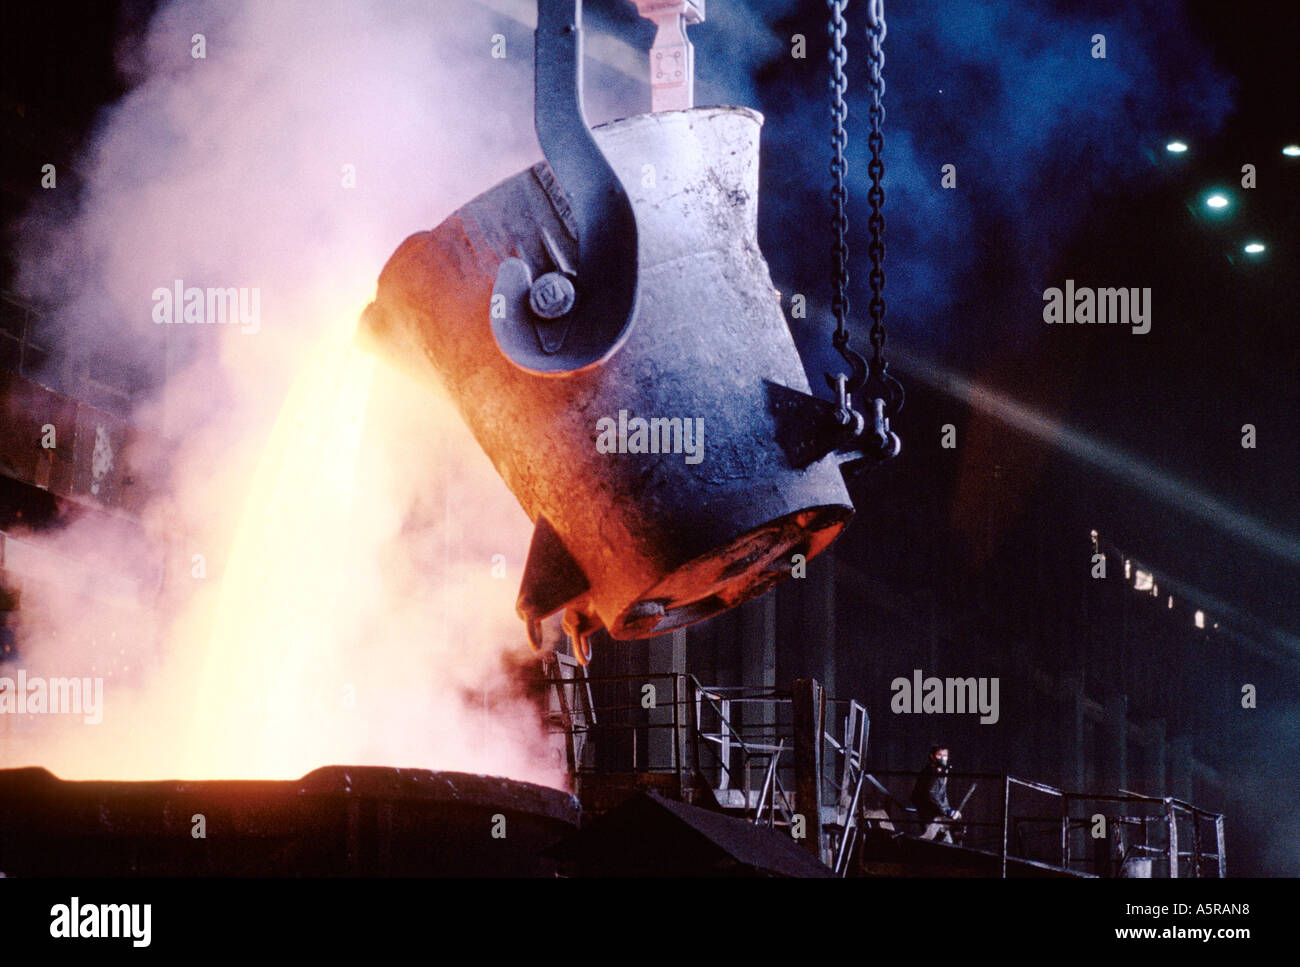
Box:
[0,0,1296,889]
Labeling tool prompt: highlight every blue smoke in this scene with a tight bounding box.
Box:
[724,0,1235,368]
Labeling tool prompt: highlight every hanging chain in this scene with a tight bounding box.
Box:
[829,0,888,381]
[824,0,900,462]
[828,0,851,356]
[865,0,887,368]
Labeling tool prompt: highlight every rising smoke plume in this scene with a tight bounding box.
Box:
[1,0,657,786]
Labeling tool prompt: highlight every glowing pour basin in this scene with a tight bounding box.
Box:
[360,107,855,650]
[0,766,578,876]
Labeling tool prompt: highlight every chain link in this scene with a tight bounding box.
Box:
[828,0,850,353]
[826,0,899,458]
[866,0,886,366]
[829,0,887,374]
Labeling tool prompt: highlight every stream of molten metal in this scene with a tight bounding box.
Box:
[2,307,554,786]
[180,316,376,777]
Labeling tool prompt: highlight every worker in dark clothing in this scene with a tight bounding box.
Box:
[912,746,960,842]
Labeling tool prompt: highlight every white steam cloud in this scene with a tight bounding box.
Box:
[1,0,640,786]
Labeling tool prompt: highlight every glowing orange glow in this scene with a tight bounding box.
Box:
[4,309,560,788]
[182,315,375,777]
[0,0,568,789]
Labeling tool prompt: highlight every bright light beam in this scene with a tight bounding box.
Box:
[892,345,1300,567]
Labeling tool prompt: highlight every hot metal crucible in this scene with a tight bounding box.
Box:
[360,106,855,656]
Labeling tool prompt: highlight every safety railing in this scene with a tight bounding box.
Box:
[1063,791,1227,878]
[862,770,1226,877]
[539,660,869,874]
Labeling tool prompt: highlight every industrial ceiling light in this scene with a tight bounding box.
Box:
[1205,193,1230,210]
[359,0,899,661]
[1282,144,1300,157]
[1243,242,1266,254]
[1165,140,1188,153]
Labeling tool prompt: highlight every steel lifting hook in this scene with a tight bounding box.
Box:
[490,0,641,373]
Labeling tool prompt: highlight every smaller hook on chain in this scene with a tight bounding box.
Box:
[860,356,904,458]
[831,331,869,397]
[826,371,866,437]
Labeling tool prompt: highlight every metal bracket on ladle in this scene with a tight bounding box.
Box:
[765,356,902,476]
[490,0,641,374]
